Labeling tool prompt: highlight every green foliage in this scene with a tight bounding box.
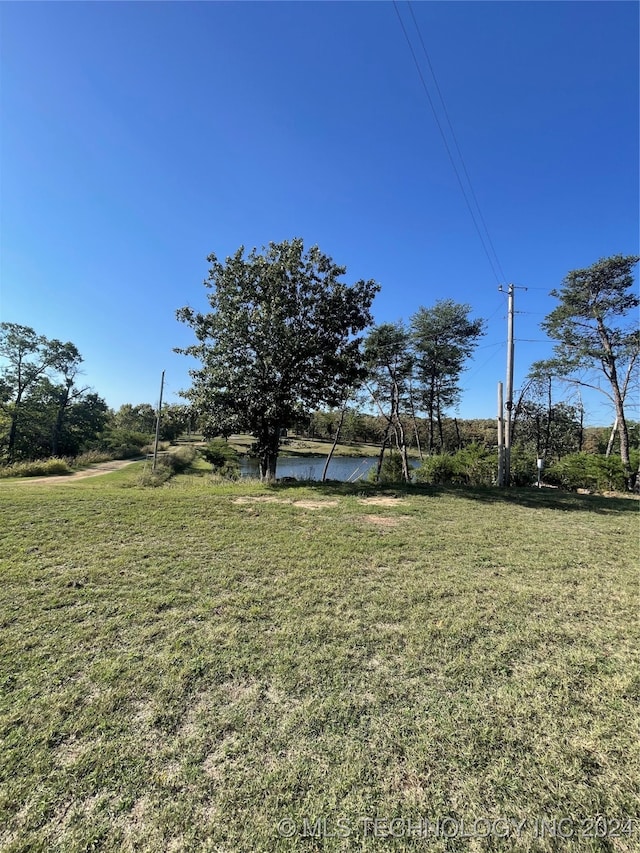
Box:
[0,458,72,478]
[411,301,486,452]
[413,453,458,485]
[112,403,157,434]
[534,254,640,486]
[0,323,109,461]
[176,238,379,480]
[545,451,640,493]
[138,447,198,487]
[510,447,538,487]
[101,428,152,458]
[201,440,240,479]
[366,452,406,484]
[513,377,583,462]
[159,446,197,473]
[414,444,497,487]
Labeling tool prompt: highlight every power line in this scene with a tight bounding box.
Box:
[392,0,505,286]
[406,1,507,283]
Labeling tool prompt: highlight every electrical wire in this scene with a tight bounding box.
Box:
[406,1,507,284]
[392,0,505,286]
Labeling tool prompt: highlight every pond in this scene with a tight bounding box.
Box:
[239,454,419,482]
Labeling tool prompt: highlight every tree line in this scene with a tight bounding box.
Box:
[177,239,639,489]
[0,323,190,464]
[2,243,637,489]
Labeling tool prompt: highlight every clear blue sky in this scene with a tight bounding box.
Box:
[1,1,638,425]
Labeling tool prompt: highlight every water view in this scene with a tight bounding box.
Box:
[239,455,419,482]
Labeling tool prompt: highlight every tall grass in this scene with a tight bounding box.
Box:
[0,458,73,478]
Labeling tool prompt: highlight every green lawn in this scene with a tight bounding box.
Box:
[1,470,638,851]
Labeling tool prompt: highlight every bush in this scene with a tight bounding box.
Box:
[0,458,73,478]
[154,446,197,475]
[510,447,538,487]
[201,440,240,479]
[73,450,115,467]
[101,429,153,459]
[137,447,198,487]
[414,444,497,487]
[366,452,407,484]
[413,454,458,485]
[452,443,496,487]
[545,452,638,492]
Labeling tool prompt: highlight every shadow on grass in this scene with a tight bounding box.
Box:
[265,478,639,514]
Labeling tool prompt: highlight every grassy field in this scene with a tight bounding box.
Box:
[1,466,638,851]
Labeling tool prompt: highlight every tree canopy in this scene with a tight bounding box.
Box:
[411,300,486,453]
[0,323,109,461]
[176,239,379,479]
[533,254,639,488]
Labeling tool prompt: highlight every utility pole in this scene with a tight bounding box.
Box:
[152,370,165,472]
[498,283,526,486]
[497,380,504,487]
[504,283,514,486]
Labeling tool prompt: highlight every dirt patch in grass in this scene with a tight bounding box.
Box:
[361,514,402,527]
[232,496,288,504]
[358,496,405,507]
[293,500,339,509]
[232,497,338,510]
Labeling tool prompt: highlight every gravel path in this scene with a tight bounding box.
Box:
[7,458,140,485]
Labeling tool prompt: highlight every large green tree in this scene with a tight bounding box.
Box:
[364,323,413,482]
[176,239,379,480]
[0,323,108,461]
[410,301,486,453]
[534,255,639,490]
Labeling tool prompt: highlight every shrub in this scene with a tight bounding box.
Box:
[510,447,538,487]
[201,440,240,479]
[73,450,115,467]
[452,443,496,487]
[101,429,152,459]
[414,444,497,487]
[137,469,172,488]
[137,446,198,487]
[162,446,197,473]
[413,454,458,485]
[545,452,638,493]
[366,452,407,484]
[0,458,73,478]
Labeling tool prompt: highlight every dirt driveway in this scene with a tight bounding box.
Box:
[8,459,139,485]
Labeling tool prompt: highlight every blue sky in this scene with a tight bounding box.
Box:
[1,1,638,425]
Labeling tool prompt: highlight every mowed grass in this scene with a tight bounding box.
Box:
[0,471,638,852]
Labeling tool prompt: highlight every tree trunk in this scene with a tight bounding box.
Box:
[396,417,411,482]
[454,417,462,450]
[436,396,444,452]
[7,408,19,463]
[322,406,345,482]
[408,381,423,461]
[375,427,390,482]
[595,317,634,489]
[258,421,280,482]
[605,418,618,458]
[51,383,72,457]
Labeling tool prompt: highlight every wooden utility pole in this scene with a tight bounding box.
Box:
[497,283,527,486]
[504,284,515,486]
[497,380,504,487]
[152,370,165,472]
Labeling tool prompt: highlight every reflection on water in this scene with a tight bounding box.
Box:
[239,454,418,482]
[239,454,377,482]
